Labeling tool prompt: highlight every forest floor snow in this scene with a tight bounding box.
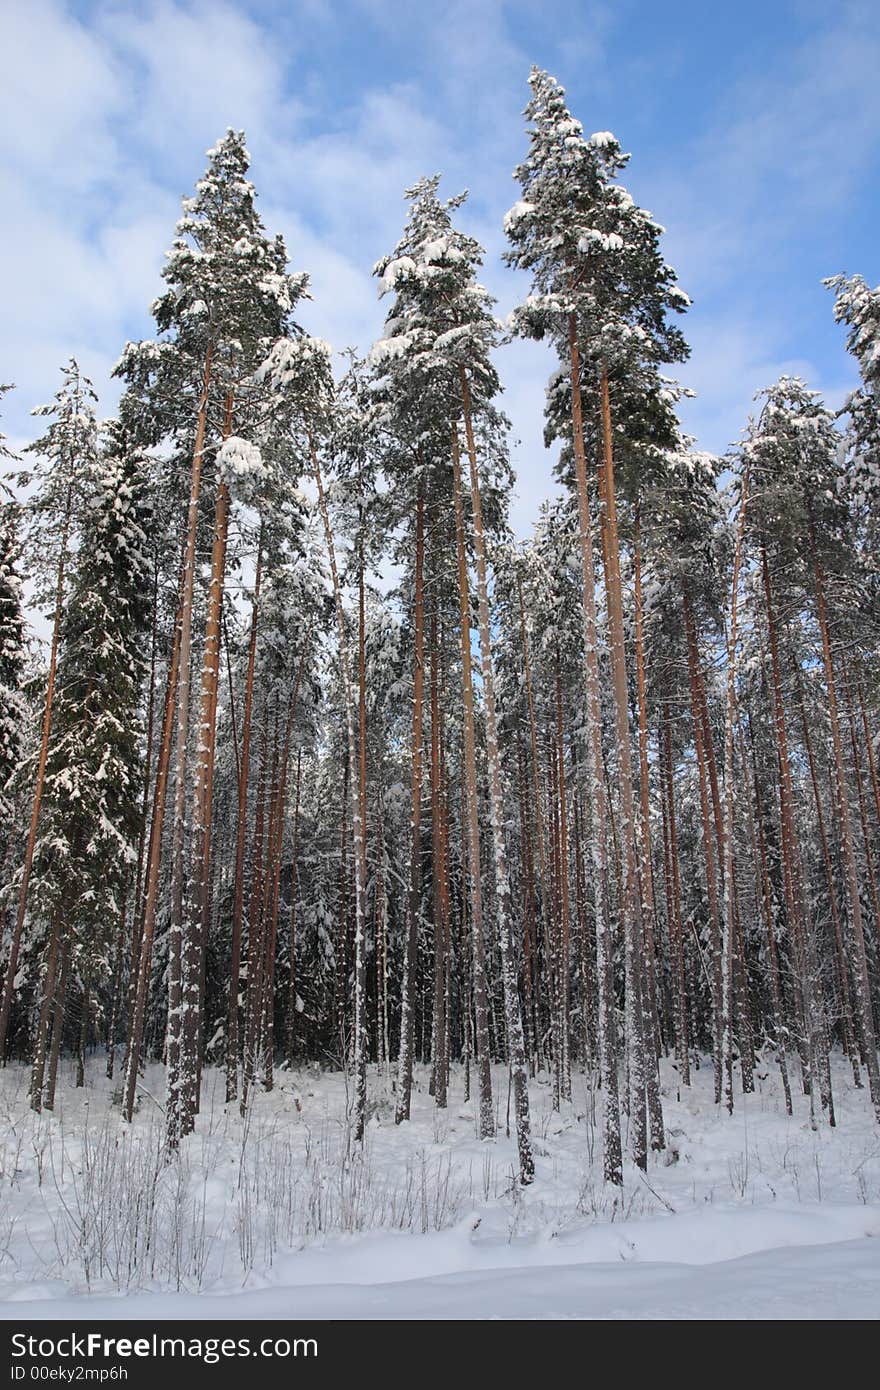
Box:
[0,1054,878,1319]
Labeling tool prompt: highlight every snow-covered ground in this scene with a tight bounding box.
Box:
[0,1055,878,1319]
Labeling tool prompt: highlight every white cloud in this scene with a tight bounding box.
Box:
[1,0,876,549]
[2,0,125,187]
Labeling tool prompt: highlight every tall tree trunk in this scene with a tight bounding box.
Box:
[597,367,661,1162]
[75,974,91,1088]
[515,737,539,1070]
[241,706,269,1115]
[123,559,160,1076]
[105,888,129,1081]
[857,672,880,837]
[261,669,304,1094]
[554,656,572,1103]
[286,749,303,1068]
[374,786,389,1082]
[309,432,367,1142]
[846,683,880,935]
[661,716,690,1085]
[760,540,832,1123]
[633,501,660,1053]
[430,601,449,1109]
[395,486,426,1125]
[43,939,70,1112]
[183,391,235,1130]
[572,785,596,1066]
[259,711,283,1094]
[354,503,369,1137]
[742,722,792,1114]
[30,909,64,1110]
[166,344,214,1149]
[0,485,74,1059]
[795,679,860,1083]
[459,369,533,1184]
[516,570,551,1071]
[451,431,494,1140]
[547,728,563,1107]
[336,752,350,1052]
[720,459,748,1112]
[683,586,724,1103]
[123,586,184,1124]
[567,320,622,1185]
[226,531,263,1101]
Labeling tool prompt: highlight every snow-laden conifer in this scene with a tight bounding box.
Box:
[0,362,99,1059]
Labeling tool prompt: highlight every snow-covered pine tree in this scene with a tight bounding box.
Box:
[506,68,687,1177]
[327,353,388,1134]
[826,274,880,578]
[741,376,879,1121]
[0,362,98,1059]
[372,175,534,1181]
[220,424,313,1105]
[0,386,26,863]
[0,502,25,852]
[826,274,880,394]
[543,357,687,1131]
[28,420,152,1109]
[369,207,449,1132]
[117,130,310,1140]
[259,331,372,1143]
[641,441,730,1105]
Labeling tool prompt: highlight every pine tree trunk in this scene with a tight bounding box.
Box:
[516,571,551,1070]
[515,738,539,1070]
[30,909,64,1110]
[123,559,160,1076]
[661,717,690,1085]
[597,367,661,1163]
[451,431,494,1139]
[856,672,880,835]
[795,680,861,1083]
[166,344,214,1148]
[261,674,303,1095]
[429,601,449,1109]
[105,888,129,1081]
[633,502,661,1055]
[182,391,235,1130]
[760,540,832,1124]
[846,683,880,943]
[0,485,75,1059]
[259,713,283,1093]
[335,751,349,1053]
[683,585,724,1103]
[567,320,622,1185]
[742,722,792,1113]
[395,487,426,1125]
[439,641,453,1099]
[309,433,367,1142]
[460,369,533,1184]
[572,786,596,1066]
[720,460,749,1112]
[547,729,563,1107]
[241,707,269,1115]
[832,643,880,1104]
[227,532,263,1102]
[554,656,572,1103]
[76,975,91,1088]
[354,509,369,1135]
[374,787,389,1082]
[43,939,69,1112]
[122,587,183,1124]
[286,749,303,1068]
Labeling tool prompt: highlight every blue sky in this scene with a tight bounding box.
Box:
[3,0,879,535]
